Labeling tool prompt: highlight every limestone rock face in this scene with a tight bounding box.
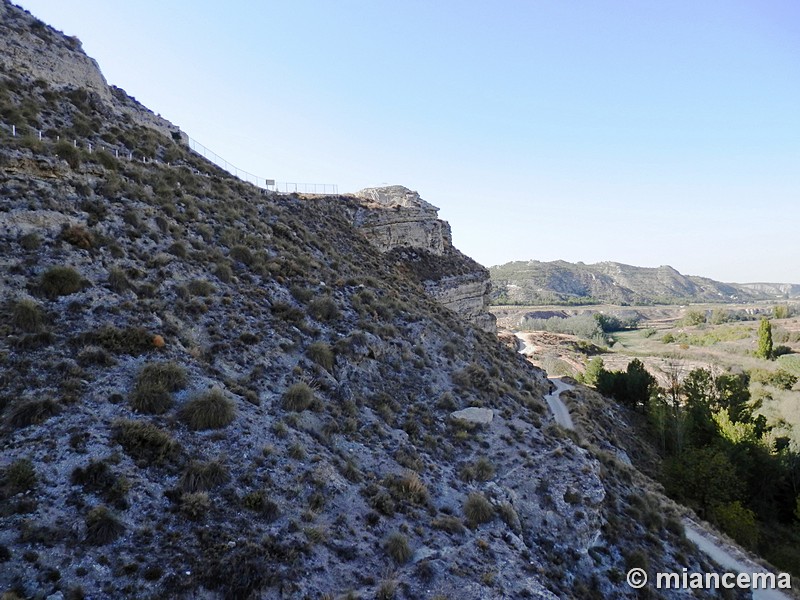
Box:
[0,3,182,142]
[352,186,497,333]
[352,186,449,255]
[424,272,496,333]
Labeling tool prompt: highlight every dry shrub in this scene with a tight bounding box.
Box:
[464,492,494,526]
[282,383,315,412]
[85,506,124,545]
[179,460,230,492]
[180,388,236,430]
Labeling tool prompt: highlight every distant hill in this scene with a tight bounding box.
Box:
[489,260,800,305]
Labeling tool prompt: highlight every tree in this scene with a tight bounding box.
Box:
[626,359,657,409]
[711,501,759,549]
[583,357,604,387]
[662,446,742,518]
[682,368,718,448]
[774,304,791,319]
[715,372,751,423]
[757,318,773,360]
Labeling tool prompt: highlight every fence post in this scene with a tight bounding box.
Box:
[38,130,42,141]
[12,125,16,137]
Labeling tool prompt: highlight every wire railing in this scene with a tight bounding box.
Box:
[185,136,337,194]
[2,122,339,195]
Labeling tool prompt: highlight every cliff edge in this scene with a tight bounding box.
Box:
[352,186,497,333]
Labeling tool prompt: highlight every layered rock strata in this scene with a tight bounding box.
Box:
[351,186,496,332]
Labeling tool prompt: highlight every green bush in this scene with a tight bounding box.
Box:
[130,378,173,415]
[384,532,413,564]
[85,506,125,545]
[8,398,59,428]
[55,140,82,168]
[138,362,187,391]
[282,382,315,412]
[229,245,255,266]
[18,232,41,250]
[242,491,280,520]
[180,388,236,430]
[39,266,83,299]
[4,459,36,494]
[180,492,210,521]
[168,242,187,258]
[11,298,44,332]
[113,419,181,464]
[214,262,233,283]
[308,297,340,322]
[388,471,429,505]
[179,460,230,492]
[183,279,216,297]
[306,342,334,371]
[679,310,706,326]
[473,457,496,481]
[80,325,155,355]
[712,501,759,549]
[463,492,494,526]
[107,268,130,293]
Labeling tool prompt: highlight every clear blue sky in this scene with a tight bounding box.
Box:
[16,1,800,283]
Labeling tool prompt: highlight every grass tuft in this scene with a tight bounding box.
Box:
[39,266,84,299]
[384,532,413,564]
[306,342,334,371]
[3,459,36,494]
[8,398,59,429]
[180,388,236,430]
[282,383,315,412]
[11,298,44,333]
[112,419,181,464]
[464,492,494,526]
[308,297,340,322]
[179,460,230,492]
[85,506,125,545]
[139,362,188,391]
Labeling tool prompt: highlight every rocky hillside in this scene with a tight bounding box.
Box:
[490,259,794,306]
[739,282,800,299]
[0,3,742,599]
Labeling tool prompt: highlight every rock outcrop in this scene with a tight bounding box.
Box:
[352,185,448,255]
[352,186,497,332]
[0,2,183,142]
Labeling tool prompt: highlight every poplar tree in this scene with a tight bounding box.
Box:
[756,318,773,360]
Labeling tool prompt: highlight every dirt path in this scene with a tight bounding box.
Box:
[683,519,793,600]
[516,332,575,430]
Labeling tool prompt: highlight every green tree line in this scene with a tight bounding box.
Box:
[585,358,800,574]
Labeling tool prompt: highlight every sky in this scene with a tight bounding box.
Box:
[14,1,800,283]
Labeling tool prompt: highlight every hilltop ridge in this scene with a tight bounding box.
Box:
[490,259,800,306]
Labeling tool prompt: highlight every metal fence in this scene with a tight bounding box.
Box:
[2,122,338,195]
[185,136,337,194]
